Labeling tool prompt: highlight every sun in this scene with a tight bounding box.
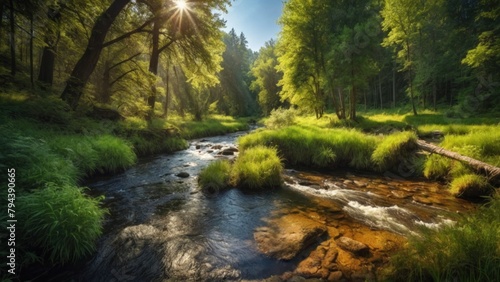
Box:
[174,0,188,10]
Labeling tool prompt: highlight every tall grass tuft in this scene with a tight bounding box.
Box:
[238,126,378,170]
[231,146,283,190]
[371,131,417,171]
[0,131,78,190]
[449,174,494,198]
[198,160,232,193]
[18,183,107,264]
[91,135,137,173]
[387,195,500,281]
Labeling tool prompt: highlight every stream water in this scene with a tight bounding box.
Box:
[68,129,475,281]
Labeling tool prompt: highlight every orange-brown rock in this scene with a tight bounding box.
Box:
[254,214,326,260]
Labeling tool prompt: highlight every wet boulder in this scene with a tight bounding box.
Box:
[254,214,326,260]
[176,172,190,178]
[335,237,369,255]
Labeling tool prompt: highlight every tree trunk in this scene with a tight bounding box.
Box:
[163,64,170,118]
[9,0,15,76]
[38,5,61,88]
[60,0,130,110]
[378,74,383,110]
[416,140,500,181]
[29,14,34,87]
[147,18,160,119]
[392,66,396,108]
[406,41,417,116]
[433,79,437,111]
[338,88,346,120]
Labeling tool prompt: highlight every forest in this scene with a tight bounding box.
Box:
[0,0,499,281]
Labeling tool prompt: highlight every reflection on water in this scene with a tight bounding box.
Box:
[74,130,476,281]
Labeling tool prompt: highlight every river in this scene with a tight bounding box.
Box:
[68,129,475,281]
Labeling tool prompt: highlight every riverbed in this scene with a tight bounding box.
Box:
[71,129,475,281]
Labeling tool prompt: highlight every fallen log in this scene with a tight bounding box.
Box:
[416,140,500,182]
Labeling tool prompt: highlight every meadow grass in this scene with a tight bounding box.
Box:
[238,126,379,169]
[173,114,250,139]
[231,146,283,190]
[198,160,232,193]
[449,174,494,198]
[387,195,500,282]
[371,131,417,172]
[18,183,106,264]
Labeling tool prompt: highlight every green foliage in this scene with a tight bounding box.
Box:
[449,174,494,198]
[10,96,73,126]
[177,115,249,139]
[239,126,379,170]
[198,160,232,193]
[0,129,78,190]
[387,195,500,281]
[250,39,283,115]
[371,131,417,171]
[264,107,297,129]
[231,146,283,190]
[18,183,106,264]
[89,135,137,173]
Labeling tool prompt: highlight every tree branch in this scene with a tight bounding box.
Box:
[109,52,141,71]
[110,69,137,87]
[102,17,155,48]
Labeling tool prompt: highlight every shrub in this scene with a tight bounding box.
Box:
[264,107,297,129]
[387,196,500,281]
[18,183,106,263]
[450,174,494,198]
[231,146,283,190]
[371,131,417,171]
[198,160,232,193]
[12,96,73,126]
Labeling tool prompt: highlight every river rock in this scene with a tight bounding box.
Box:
[176,172,190,178]
[391,190,412,199]
[220,147,238,155]
[335,237,369,255]
[254,214,326,260]
[211,145,223,150]
[413,195,433,205]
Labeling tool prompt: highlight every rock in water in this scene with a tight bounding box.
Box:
[335,237,369,255]
[254,214,326,260]
[176,172,190,178]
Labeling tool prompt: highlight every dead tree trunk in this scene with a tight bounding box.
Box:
[416,140,500,181]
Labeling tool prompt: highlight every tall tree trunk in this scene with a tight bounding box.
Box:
[60,0,130,110]
[147,18,160,119]
[350,86,357,120]
[338,88,346,120]
[29,14,34,87]
[163,63,170,118]
[38,5,61,88]
[433,79,437,111]
[392,67,396,108]
[378,74,383,110]
[406,42,417,116]
[9,0,15,76]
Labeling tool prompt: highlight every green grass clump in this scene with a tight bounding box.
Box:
[423,129,500,181]
[264,107,297,129]
[0,132,78,190]
[198,160,232,193]
[18,183,107,263]
[177,115,249,139]
[371,131,417,171]
[238,126,378,169]
[450,174,494,198]
[387,195,500,281]
[90,135,137,173]
[231,146,283,190]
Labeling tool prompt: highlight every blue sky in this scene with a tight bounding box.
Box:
[221,0,284,52]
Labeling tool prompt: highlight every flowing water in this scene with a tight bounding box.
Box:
[67,129,475,281]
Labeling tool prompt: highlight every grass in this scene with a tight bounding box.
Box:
[450,174,494,198]
[174,114,250,139]
[239,126,379,169]
[371,131,418,172]
[198,160,232,193]
[386,195,500,281]
[18,183,106,264]
[231,146,283,190]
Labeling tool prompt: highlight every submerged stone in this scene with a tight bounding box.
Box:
[254,214,326,260]
[335,237,369,255]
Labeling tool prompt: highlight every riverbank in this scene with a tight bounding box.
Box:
[0,91,251,280]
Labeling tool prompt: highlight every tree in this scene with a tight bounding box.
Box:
[277,0,331,118]
[60,0,130,110]
[250,39,283,115]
